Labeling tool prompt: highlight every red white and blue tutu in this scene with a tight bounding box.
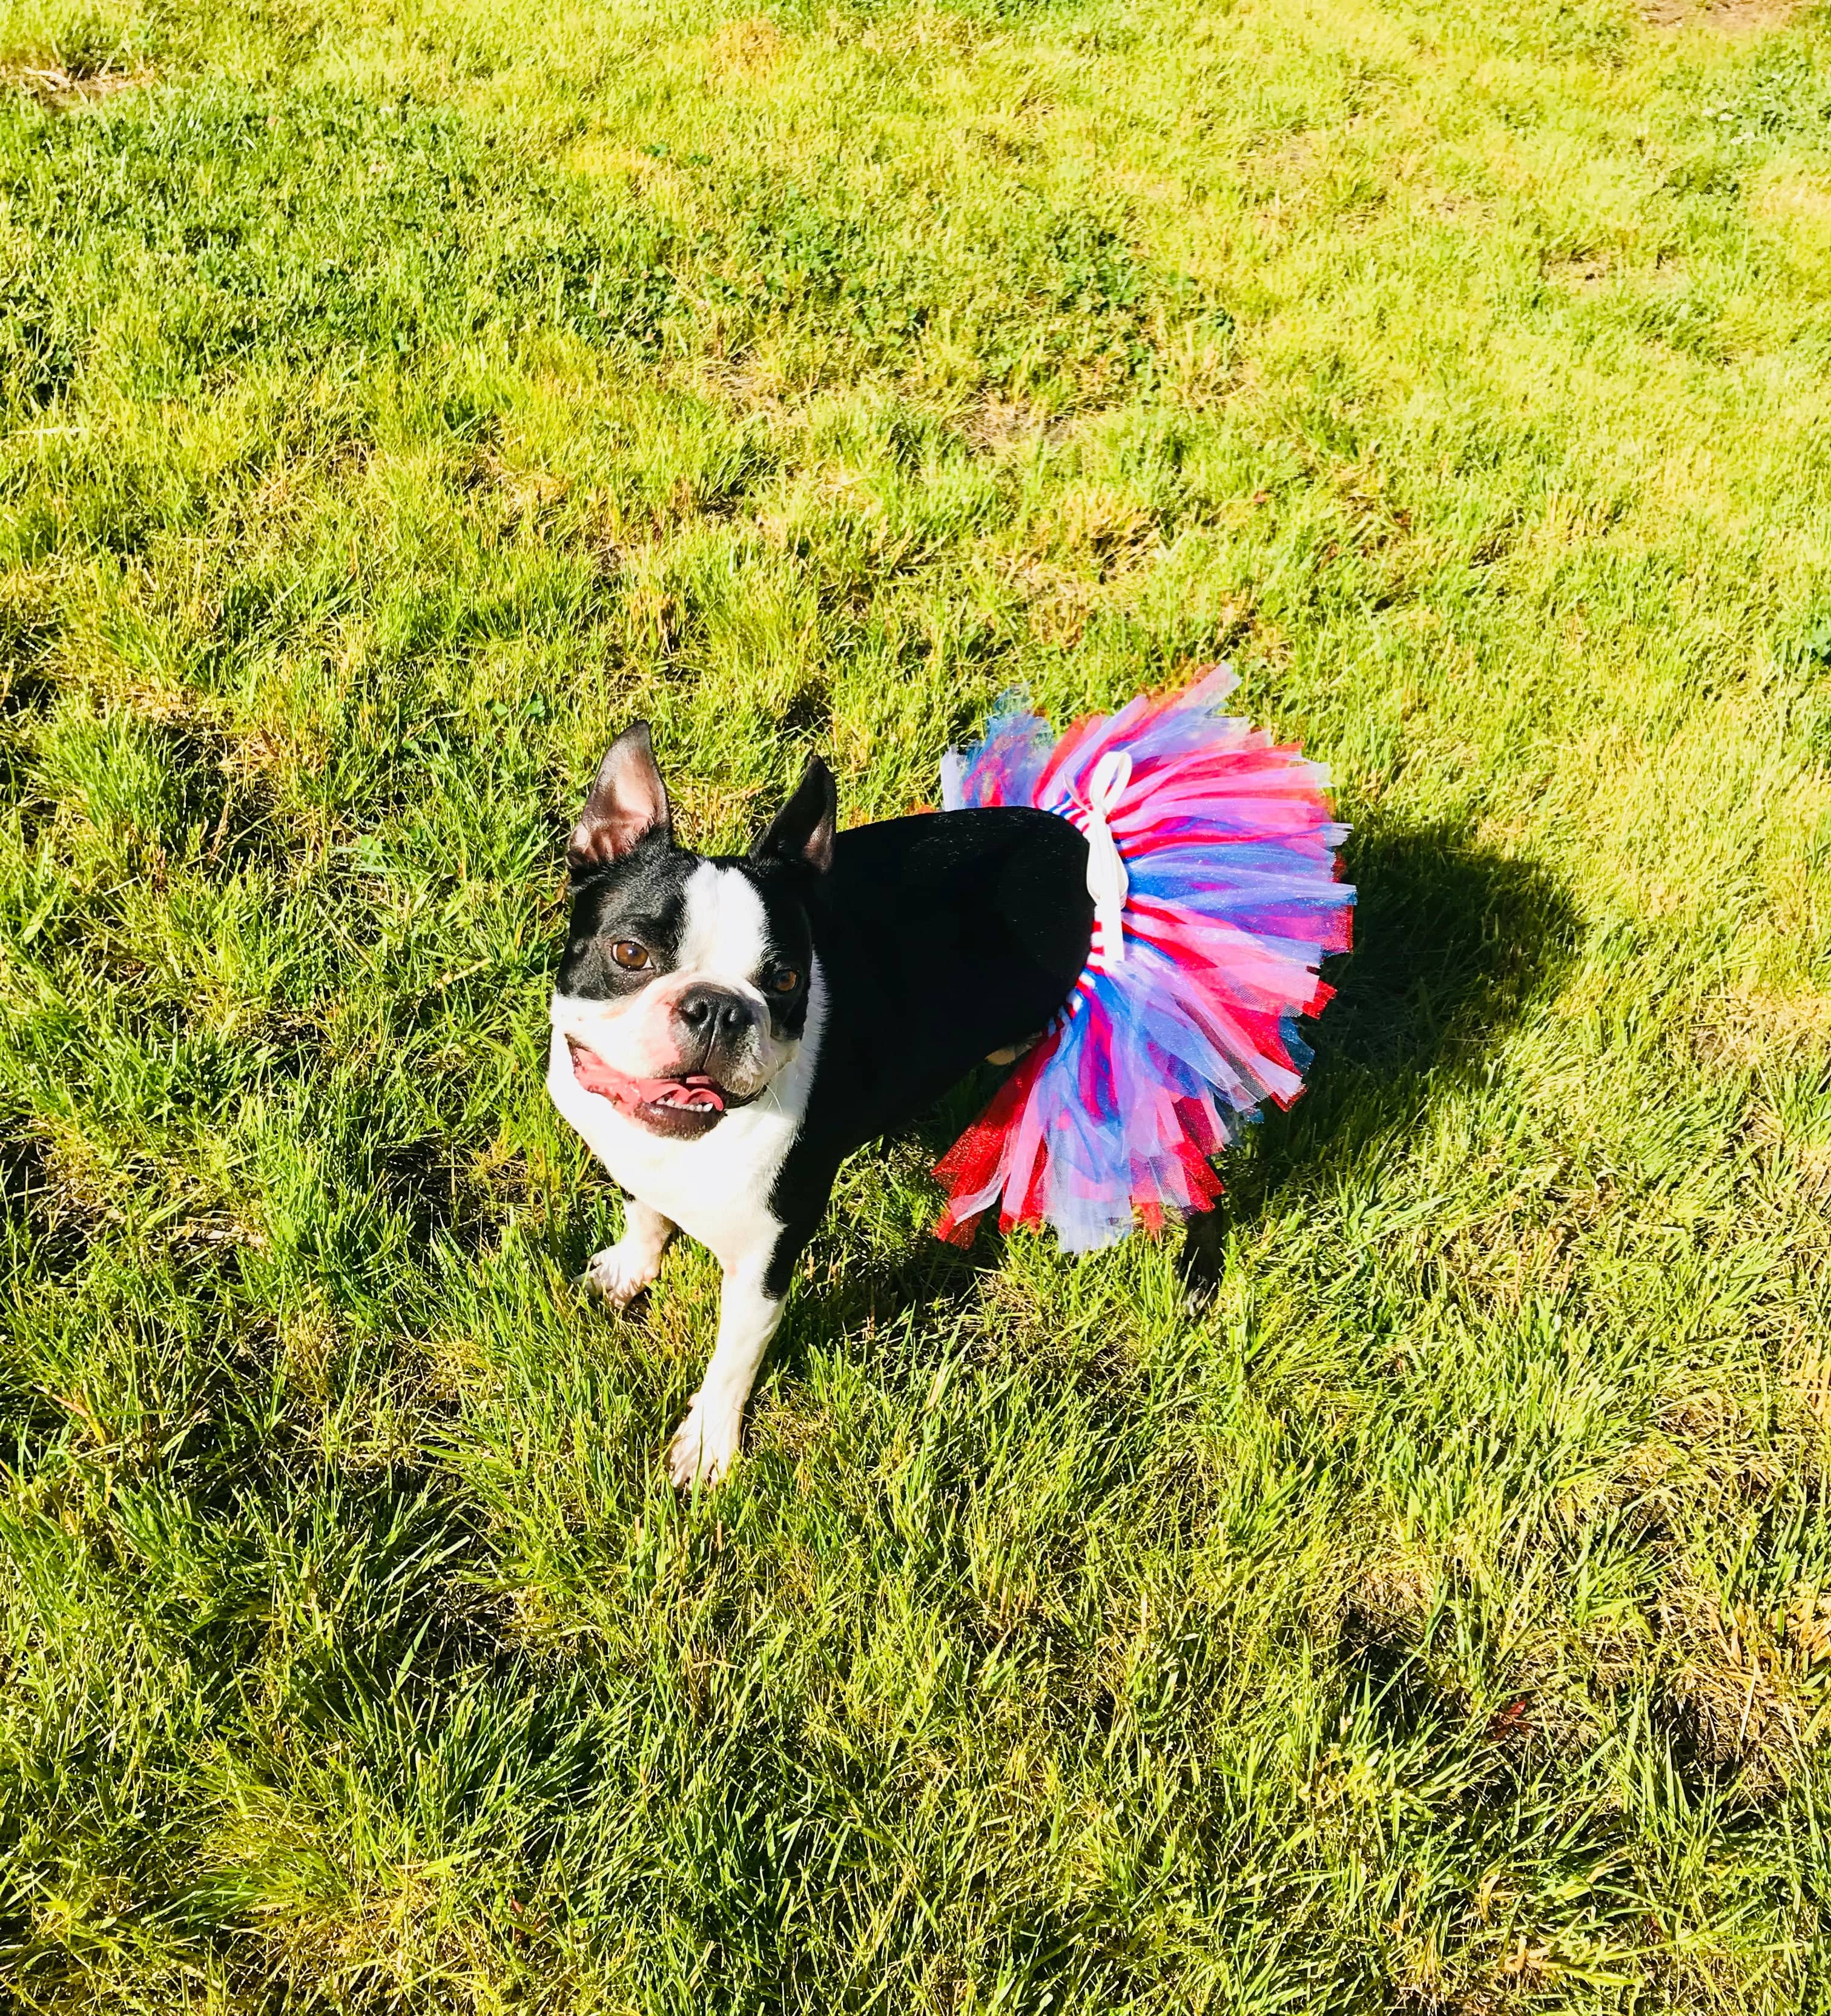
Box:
[933,665,1354,1251]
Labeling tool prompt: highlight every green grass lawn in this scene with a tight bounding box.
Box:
[2,0,1830,2003]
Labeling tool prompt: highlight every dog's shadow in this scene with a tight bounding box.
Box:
[780,813,1579,1360]
[1231,815,1579,1215]
[788,1108,1012,1354]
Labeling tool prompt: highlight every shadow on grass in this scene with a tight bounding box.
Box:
[778,1074,1018,1374]
[0,1120,93,1281]
[1225,814,1581,1221]
[782,813,1579,1350]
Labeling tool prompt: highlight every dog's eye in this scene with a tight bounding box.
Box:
[766,968,801,995]
[611,940,651,971]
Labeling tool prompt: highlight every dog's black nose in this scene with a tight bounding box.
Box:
[674,984,756,1046]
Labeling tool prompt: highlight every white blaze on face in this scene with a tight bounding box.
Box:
[676,861,770,985]
[550,862,796,1093]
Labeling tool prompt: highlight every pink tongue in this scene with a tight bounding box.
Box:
[630,1074,724,1111]
[569,1042,725,1112]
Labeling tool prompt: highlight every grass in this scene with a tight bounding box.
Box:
[1,0,1829,2001]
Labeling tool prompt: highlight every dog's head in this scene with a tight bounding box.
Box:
[550,722,836,1140]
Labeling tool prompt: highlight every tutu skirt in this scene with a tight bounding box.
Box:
[933,666,1354,1251]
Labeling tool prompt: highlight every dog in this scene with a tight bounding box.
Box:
[546,721,1226,1486]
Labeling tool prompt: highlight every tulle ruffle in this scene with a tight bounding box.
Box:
[934,665,1353,1251]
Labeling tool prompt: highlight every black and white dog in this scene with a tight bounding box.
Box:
[547,722,1224,1485]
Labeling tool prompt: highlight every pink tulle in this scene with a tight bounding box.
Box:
[934,666,1353,1251]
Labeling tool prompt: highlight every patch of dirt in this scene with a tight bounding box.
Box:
[0,59,151,107]
[690,358,790,417]
[952,397,1146,461]
[1692,983,1831,1070]
[463,448,569,543]
[1654,1578,1830,1797]
[1641,0,1797,32]
[1547,255,1614,294]
[957,397,1049,455]
[704,15,785,82]
[667,775,766,849]
[1756,174,1831,231]
[1016,485,1160,581]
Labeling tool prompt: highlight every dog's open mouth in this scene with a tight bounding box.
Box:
[628,1073,726,1113]
[567,1039,750,1135]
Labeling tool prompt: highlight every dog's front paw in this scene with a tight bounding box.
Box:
[667,1396,741,1490]
[582,1241,662,1309]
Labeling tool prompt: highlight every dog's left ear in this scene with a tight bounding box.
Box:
[569,721,671,873]
[753,757,837,874]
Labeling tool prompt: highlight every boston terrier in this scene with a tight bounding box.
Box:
[546,722,1224,1486]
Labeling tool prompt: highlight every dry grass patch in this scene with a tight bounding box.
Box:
[0,55,149,106]
[1643,0,1799,31]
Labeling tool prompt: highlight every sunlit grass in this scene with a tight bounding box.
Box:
[1,0,1829,2004]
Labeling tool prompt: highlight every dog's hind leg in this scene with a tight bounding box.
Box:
[1176,1200,1226,1311]
[584,1197,675,1309]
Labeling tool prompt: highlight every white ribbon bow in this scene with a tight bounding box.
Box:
[1080,750,1132,967]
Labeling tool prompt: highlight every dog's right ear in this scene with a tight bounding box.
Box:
[568,722,671,874]
[753,756,837,874]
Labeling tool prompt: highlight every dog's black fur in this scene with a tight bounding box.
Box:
[764,792,1098,1292]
